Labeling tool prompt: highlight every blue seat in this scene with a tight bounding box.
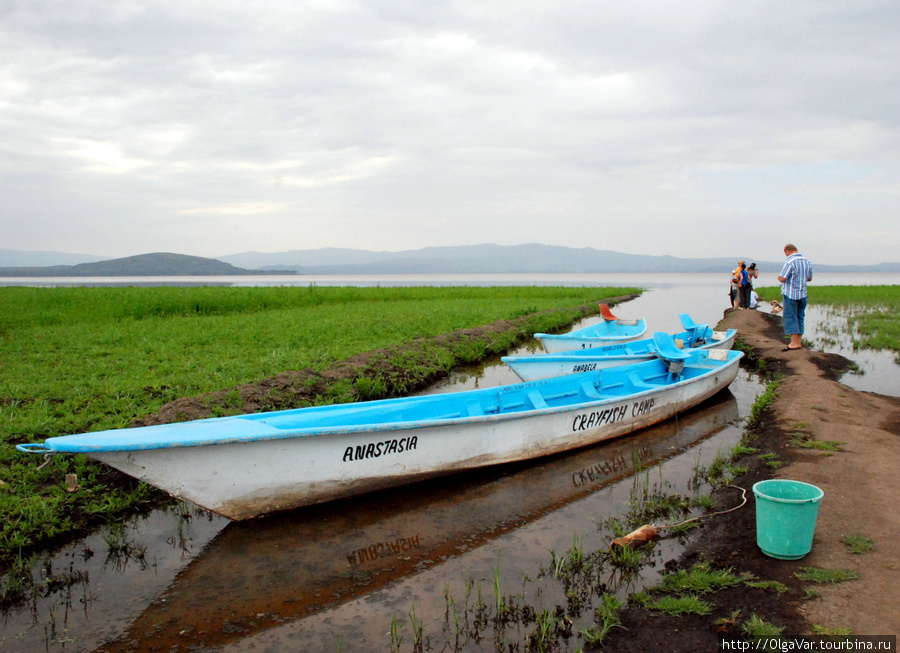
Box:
[652,332,689,362]
[679,313,709,345]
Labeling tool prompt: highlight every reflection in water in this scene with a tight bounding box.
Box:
[104,392,736,652]
[212,388,746,652]
[4,391,740,653]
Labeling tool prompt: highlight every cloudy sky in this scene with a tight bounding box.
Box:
[2,1,897,265]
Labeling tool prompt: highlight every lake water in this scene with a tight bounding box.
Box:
[2,273,898,652]
[2,271,896,291]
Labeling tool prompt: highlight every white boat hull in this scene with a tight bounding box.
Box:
[89,354,741,520]
[506,331,737,382]
[534,316,647,353]
[536,332,646,353]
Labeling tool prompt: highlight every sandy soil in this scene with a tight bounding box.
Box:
[605,308,900,650]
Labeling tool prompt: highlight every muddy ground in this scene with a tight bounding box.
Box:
[602,308,900,651]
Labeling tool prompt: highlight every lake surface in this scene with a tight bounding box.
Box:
[2,271,898,290]
[2,273,897,652]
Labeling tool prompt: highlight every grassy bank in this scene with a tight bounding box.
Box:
[757,285,900,351]
[0,285,637,577]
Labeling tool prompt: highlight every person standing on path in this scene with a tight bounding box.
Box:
[777,243,813,351]
[738,262,753,309]
[747,262,758,288]
[730,260,744,308]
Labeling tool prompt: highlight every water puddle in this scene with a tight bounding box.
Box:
[804,304,900,397]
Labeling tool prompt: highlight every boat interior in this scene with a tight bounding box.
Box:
[251,348,736,429]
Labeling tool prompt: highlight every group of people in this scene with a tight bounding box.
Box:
[729,244,814,352]
[730,260,759,309]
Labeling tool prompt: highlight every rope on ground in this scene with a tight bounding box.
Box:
[609,485,748,550]
[659,484,748,532]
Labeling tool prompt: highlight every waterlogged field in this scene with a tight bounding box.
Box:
[0,285,636,575]
[756,285,900,353]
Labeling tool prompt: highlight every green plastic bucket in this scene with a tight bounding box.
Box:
[753,479,824,560]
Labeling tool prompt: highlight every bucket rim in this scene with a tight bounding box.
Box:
[752,479,824,503]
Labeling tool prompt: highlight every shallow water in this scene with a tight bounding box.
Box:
[2,277,897,652]
[1,384,759,653]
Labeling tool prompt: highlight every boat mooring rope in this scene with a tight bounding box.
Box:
[658,484,748,533]
[610,485,748,549]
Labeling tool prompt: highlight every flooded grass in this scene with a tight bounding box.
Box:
[758,285,900,391]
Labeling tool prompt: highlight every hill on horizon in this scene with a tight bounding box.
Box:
[0,252,276,277]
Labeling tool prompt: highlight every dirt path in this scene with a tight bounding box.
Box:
[726,308,900,636]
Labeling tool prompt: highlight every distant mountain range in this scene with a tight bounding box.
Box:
[2,245,899,277]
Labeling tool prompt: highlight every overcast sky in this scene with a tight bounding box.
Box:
[2,1,898,265]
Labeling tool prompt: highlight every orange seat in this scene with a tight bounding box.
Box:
[598,303,620,321]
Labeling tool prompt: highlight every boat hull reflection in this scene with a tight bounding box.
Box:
[99,391,738,652]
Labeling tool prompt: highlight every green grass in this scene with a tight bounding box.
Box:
[646,595,713,616]
[580,593,625,644]
[745,379,780,431]
[789,434,845,452]
[625,562,745,621]
[0,285,637,576]
[795,567,861,584]
[842,534,875,555]
[658,561,742,594]
[742,613,784,649]
[812,624,854,637]
[744,579,790,593]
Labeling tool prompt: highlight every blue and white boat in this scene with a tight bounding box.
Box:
[534,304,648,352]
[505,315,736,381]
[18,333,742,521]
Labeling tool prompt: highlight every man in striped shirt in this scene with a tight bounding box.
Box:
[777,243,813,351]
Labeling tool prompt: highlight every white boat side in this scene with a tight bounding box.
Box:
[504,328,737,381]
[533,317,647,353]
[19,347,743,520]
